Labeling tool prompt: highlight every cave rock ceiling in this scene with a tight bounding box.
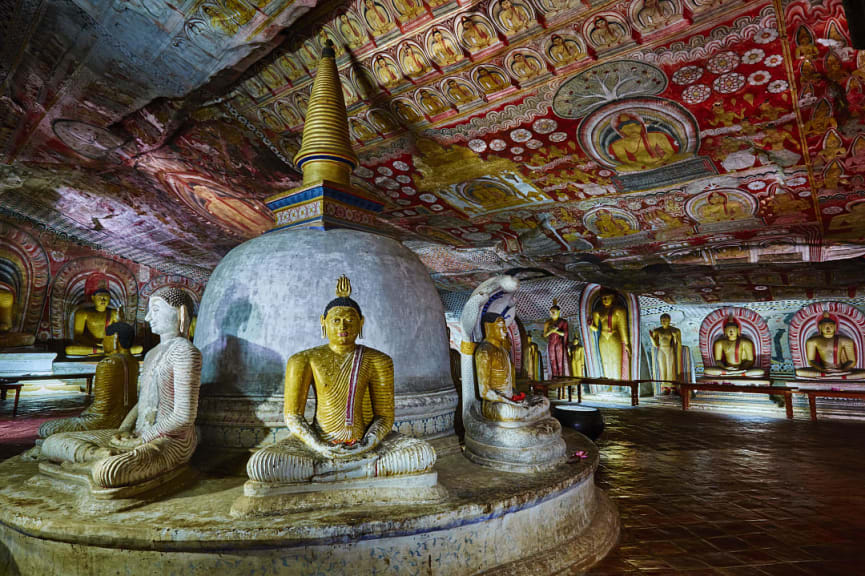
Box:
[1,0,864,301]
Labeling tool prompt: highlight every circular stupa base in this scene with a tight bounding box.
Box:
[0,431,618,576]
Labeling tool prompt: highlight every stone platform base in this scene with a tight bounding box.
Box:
[0,430,617,576]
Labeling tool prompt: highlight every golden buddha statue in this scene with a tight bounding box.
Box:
[796,312,865,380]
[589,289,630,380]
[569,336,585,378]
[649,313,681,393]
[244,276,436,486]
[524,333,542,380]
[0,287,13,332]
[703,317,765,378]
[65,288,143,356]
[41,288,201,492]
[36,323,139,441]
[475,314,549,422]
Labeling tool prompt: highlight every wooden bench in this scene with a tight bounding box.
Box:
[0,380,23,418]
[795,388,865,421]
[679,382,797,419]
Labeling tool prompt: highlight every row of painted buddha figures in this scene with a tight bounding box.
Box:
[31,276,554,508]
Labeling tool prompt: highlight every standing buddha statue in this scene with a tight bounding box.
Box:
[569,336,585,378]
[543,299,570,377]
[649,313,682,393]
[590,289,630,379]
[524,333,542,380]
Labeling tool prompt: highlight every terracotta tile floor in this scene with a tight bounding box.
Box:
[587,403,865,575]
[2,394,865,574]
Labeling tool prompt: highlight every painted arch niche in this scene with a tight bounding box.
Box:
[50,257,139,341]
[789,302,865,371]
[0,221,50,344]
[698,307,771,372]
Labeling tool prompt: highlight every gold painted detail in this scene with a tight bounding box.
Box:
[294,41,359,186]
[460,340,477,354]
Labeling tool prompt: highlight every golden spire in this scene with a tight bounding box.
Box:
[294,40,359,186]
[336,275,352,298]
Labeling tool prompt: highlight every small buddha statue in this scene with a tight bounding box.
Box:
[702,317,766,378]
[796,312,865,380]
[649,313,682,393]
[475,314,549,422]
[40,288,201,493]
[0,287,12,332]
[25,323,139,459]
[244,276,436,487]
[543,299,570,377]
[569,336,585,378]
[66,288,143,356]
[524,333,542,380]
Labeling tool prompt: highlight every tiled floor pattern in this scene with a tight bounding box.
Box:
[587,404,865,575]
[2,394,865,574]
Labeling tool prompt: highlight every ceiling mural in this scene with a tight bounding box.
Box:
[1,0,865,301]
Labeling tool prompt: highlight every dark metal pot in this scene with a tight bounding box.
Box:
[551,405,605,441]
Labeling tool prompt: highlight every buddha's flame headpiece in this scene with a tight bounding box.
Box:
[324,274,362,317]
[723,316,740,329]
[818,311,839,325]
[550,298,560,312]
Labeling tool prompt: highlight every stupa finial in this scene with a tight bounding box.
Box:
[293,40,359,186]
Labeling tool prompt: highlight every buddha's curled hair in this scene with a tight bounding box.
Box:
[152,287,195,338]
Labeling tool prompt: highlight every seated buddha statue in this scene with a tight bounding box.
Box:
[0,287,35,347]
[40,288,200,494]
[24,323,139,460]
[475,314,549,422]
[66,289,143,356]
[702,317,766,378]
[243,276,436,488]
[796,312,865,380]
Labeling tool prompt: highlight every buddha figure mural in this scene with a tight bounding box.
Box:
[570,336,585,377]
[392,0,425,21]
[589,289,630,379]
[543,299,570,377]
[459,16,494,51]
[524,332,543,380]
[796,312,865,380]
[458,276,565,472]
[41,288,201,495]
[609,113,679,172]
[494,0,532,35]
[444,79,477,106]
[588,16,627,49]
[649,313,682,393]
[374,55,402,89]
[510,52,544,82]
[429,28,462,67]
[476,67,509,93]
[362,0,396,37]
[400,43,431,78]
[28,323,139,456]
[242,276,437,494]
[698,191,747,222]
[337,13,367,50]
[419,89,448,116]
[702,317,766,378]
[547,34,582,67]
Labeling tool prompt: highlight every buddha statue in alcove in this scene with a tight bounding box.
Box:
[65,285,142,356]
[243,276,436,487]
[649,313,682,392]
[0,287,12,333]
[702,317,766,378]
[543,299,570,377]
[590,289,630,379]
[795,312,865,380]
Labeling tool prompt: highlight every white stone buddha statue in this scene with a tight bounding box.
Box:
[40,288,201,493]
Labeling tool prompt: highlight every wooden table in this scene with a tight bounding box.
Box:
[0,367,97,418]
[679,382,798,419]
[796,389,865,421]
[529,377,642,406]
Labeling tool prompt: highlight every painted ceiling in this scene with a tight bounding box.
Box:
[2,0,865,301]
